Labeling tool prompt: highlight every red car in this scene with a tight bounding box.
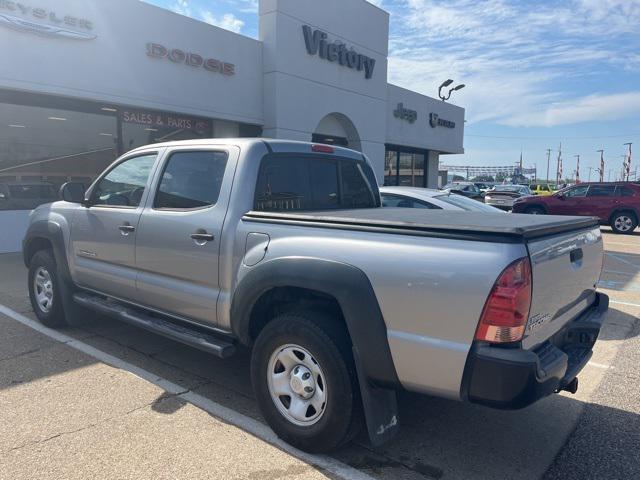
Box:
[512,182,640,234]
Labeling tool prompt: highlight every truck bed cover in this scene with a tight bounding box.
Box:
[243,209,599,243]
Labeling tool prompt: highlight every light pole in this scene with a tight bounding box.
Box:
[574,155,580,183]
[438,79,465,102]
[588,167,593,182]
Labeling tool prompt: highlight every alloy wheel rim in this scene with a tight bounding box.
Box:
[615,216,633,232]
[267,344,327,426]
[34,267,54,313]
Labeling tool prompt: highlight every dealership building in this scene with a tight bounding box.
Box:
[0,0,465,253]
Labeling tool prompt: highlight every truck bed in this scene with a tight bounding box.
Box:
[243,209,599,243]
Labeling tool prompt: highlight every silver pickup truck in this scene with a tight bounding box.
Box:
[23,139,608,453]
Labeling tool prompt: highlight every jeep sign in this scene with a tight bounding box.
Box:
[393,103,417,123]
[302,25,376,80]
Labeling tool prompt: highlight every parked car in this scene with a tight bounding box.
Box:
[442,181,484,200]
[0,182,58,210]
[513,182,640,234]
[530,184,554,196]
[474,182,492,194]
[380,186,505,212]
[484,184,532,210]
[23,139,607,453]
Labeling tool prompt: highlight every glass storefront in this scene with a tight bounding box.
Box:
[384,145,429,187]
[0,89,261,211]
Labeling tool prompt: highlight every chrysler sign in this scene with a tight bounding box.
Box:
[0,1,95,40]
[302,25,376,80]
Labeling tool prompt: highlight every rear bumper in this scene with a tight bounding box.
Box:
[485,199,515,209]
[461,292,608,410]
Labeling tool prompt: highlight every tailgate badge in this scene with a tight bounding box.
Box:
[528,313,551,332]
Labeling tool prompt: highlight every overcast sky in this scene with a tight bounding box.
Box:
[144,0,640,180]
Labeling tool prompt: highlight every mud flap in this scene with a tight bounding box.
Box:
[353,347,399,447]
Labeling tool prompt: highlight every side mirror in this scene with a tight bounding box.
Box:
[557,193,565,200]
[60,182,86,204]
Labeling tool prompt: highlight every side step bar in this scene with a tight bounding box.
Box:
[73,292,236,358]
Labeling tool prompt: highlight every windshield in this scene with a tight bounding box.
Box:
[435,193,505,213]
[442,183,466,190]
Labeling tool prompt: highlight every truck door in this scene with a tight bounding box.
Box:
[70,152,159,300]
[134,147,238,326]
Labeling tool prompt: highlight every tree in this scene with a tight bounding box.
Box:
[495,173,507,183]
[452,175,466,181]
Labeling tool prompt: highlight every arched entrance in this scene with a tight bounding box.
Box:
[312,113,362,152]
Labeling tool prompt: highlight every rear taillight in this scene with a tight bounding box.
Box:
[312,144,334,153]
[475,257,532,344]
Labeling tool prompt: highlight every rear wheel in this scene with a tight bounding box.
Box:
[251,311,362,453]
[610,211,638,234]
[28,250,68,328]
[524,206,546,215]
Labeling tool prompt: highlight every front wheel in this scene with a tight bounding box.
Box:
[610,212,638,234]
[28,250,68,328]
[251,311,362,453]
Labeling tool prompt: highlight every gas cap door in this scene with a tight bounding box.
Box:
[243,233,270,266]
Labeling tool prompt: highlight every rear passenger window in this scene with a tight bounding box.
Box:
[587,185,615,197]
[617,187,635,197]
[154,151,228,209]
[254,156,377,211]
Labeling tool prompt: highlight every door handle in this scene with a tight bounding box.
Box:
[190,231,214,244]
[118,224,136,235]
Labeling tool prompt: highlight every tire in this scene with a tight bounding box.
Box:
[610,211,638,234]
[524,206,546,215]
[251,311,362,453]
[28,249,68,328]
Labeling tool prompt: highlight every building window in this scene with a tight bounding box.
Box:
[0,89,260,211]
[384,145,428,187]
[0,100,118,211]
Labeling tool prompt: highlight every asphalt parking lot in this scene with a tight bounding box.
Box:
[0,228,638,480]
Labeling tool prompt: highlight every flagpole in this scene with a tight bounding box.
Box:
[597,150,604,182]
[624,143,632,181]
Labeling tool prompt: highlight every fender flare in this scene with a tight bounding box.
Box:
[23,220,73,286]
[231,257,400,387]
[609,207,639,223]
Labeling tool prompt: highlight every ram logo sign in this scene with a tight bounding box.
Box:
[429,113,456,129]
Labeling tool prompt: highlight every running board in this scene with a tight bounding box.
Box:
[73,292,236,358]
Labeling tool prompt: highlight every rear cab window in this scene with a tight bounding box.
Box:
[254,155,379,212]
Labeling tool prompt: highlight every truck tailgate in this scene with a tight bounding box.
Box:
[523,226,603,349]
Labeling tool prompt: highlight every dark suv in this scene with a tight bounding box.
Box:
[512,182,640,234]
